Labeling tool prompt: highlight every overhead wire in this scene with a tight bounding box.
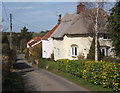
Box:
[2,2,9,32]
[2,2,49,32]
[14,19,48,31]
[2,2,9,21]
[12,2,30,16]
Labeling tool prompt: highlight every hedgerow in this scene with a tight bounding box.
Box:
[38,59,120,91]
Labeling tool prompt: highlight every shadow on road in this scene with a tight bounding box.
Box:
[15,62,35,75]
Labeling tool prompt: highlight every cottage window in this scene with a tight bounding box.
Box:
[71,45,78,57]
[57,48,60,57]
[101,47,108,56]
[103,34,109,40]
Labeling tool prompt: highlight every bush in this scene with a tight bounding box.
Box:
[38,58,49,68]
[37,58,120,91]
[87,38,103,60]
[25,48,29,59]
[56,59,120,91]
[82,61,120,91]
[56,59,85,77]
[102,56,120,63]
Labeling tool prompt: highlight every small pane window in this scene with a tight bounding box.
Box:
[103,34,109,40]
[75,47,77,55]
[101,47,108,56]
[71,46,78,57]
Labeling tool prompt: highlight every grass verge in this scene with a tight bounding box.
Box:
[2,71,24,91]
[46,69,113,92]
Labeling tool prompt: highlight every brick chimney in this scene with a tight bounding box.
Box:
[77,3,85,14]
[58,14,61,24]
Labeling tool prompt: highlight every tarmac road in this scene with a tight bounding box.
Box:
[16,54,90,92]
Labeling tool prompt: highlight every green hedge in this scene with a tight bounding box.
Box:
[57,60,120,91]
[38,59,120,91]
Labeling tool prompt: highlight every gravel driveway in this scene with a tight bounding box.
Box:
[16,54,90,92]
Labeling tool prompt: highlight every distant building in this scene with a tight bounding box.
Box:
[27,36,42,55]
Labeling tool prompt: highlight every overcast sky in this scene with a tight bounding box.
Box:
[2,2,78,32]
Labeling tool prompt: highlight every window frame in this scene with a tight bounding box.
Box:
[71,45,78,57]
[101,47,108,56]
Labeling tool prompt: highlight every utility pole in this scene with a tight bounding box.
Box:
[10,13,12,49]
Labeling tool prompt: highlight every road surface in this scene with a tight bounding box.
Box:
[16,54,90,92]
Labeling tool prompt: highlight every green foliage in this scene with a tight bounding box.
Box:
[38,58,49,68]
[82,61,120,91]
[108,1,120,58]
[20,26,32,40]
[2,35,9,44]
[87,38,103,60]
[2,43,10,56]
[10,49,17,66]
[38,58,120,91]
[32,30,49,37]
[25,48,29,59]
[102,56,120,63]
[2,72,24,91]
[12,34,20,49]
[20,26,32,52]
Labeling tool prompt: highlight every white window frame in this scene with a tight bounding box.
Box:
[54,47,56,56]
[71,46,78,57]
[101,47,108,56]
[57,48,60,57]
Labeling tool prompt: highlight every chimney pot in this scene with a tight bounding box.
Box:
[77,3,85,14]
[58,14,61,24]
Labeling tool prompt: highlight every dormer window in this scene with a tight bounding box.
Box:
[103,34,109,40]
[71,44,78,57]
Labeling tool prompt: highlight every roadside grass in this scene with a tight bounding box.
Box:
[2,71,24,91]
[37,58,114,91]
[47,69,113,92]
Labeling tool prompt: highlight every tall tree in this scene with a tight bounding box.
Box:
[20,26,32,41]
[81,2,107,61]
[108,1,120,58]
[20,26,32,52]
[12,34,20,49]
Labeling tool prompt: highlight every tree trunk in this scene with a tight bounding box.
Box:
[95,3,99,61]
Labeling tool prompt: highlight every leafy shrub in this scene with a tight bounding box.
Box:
[56,59,85,77]
[87,38,103,60]
[25,48,29,59]
[102,56,120,63]
[38,58,120,91]
[38,58,49,68]
[82,61,120,91]
[56,59,120,91]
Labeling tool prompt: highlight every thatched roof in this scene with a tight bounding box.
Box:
[51,8,108,38]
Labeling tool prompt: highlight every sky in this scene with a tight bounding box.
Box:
[2,1,116,33]
[2,2,78,32]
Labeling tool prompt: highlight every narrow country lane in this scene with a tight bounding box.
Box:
[16,54,90,92]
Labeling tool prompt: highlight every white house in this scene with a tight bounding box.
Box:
[51,3,114,61]
[42,15,61,58]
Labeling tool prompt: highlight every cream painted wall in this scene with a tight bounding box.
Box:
[53,35,114,61]
[42,38,53,58]
[99,37,114,57]
[53,35,93,60]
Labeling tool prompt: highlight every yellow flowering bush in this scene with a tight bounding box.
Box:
[56,60,120,91]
